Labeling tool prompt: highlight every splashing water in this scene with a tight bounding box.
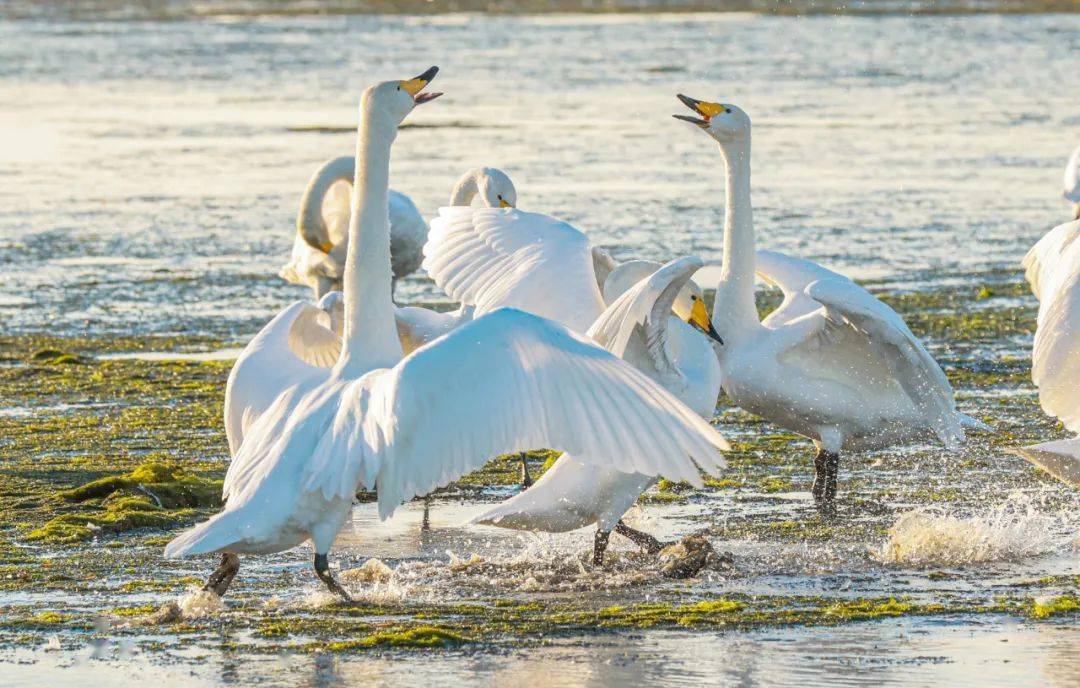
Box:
[872,495,1071,567]
[177,589,224,618]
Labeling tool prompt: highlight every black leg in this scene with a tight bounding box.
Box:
[613,521,664,554]
[592,529,611,566]
[812,448,840,513]
[520,453,533,488]
[314,553,353,603]
[203,552,240,597]
[421,494,432,532]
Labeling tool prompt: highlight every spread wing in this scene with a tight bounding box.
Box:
[422,207,606,333]
[754,249,841,327]
[300,308,728,519]
[778,276,963,447]
[1030,240,1080,432]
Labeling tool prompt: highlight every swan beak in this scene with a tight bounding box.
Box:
[499,199,514,208]
[318,241,333,253]
[402,66,442,105]
[689,299,723,345]
[673,94,724,128]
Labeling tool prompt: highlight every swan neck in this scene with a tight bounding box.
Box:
[339,111,403,373]
[449,172,481,206]
[713,137,759,334]
[297,156,354,249]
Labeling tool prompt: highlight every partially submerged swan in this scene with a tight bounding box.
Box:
[166,69,727,601]
[475,256,724,563]
[674,95,985,509]
[280,160,517,298]
[1009,219,1080,486]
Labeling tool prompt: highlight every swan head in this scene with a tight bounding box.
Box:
[671,284,723,346]
[478,167,517,208]
[673,95,750,144]
[361,66,442,129]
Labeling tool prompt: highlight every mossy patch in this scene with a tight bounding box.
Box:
[1031,595,1080,619]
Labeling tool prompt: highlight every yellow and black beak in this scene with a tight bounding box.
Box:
[673,94,725,129]
[498,197,513,208]
[401,66,442,105]
[689,298,723,345]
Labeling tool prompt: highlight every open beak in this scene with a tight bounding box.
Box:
[673,94,724,129]
[401,66,442,105]
[689,299,723,345]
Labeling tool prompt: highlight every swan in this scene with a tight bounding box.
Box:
[1009,219,1080,485]
[673,94,985,509]
[474,256,724,563]
[422,207,721,487]
[280,160,517,299]
[165,69,728,601]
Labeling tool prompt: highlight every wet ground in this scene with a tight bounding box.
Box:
[1,9,1079,687]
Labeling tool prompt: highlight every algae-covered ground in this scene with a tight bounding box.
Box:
[0,270,1078,680]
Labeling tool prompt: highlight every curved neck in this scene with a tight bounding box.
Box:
[712,137,759,335]
[449,173,481,206]
[297,156,354,249]
[337,112,403,374]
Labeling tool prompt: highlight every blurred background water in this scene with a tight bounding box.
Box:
[0,10,1077,338]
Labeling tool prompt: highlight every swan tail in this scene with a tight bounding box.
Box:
[164,510,246,559]
[1006,438,1080,488]
[958,413,991,432]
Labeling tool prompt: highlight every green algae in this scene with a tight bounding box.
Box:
[1031,595,1080,619]
[322,625,470,650]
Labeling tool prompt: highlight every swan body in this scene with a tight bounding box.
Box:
[280,159,517,298]
[1010,219,1080,485]
[475,257,724,556]
[167,71,727,600]
[1064,144,1080,219]
[674,95,979,506]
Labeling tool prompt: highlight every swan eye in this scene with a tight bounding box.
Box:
[690,295,698,301]
[725,108,732,114]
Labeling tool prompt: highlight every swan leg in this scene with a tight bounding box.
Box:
[811,449,840,510]
[593,529,611,566]
[314,553,353,603]
[202,552,240,597]
[613,521,664,554]
[421,494,432,532]
[519,453,533,488]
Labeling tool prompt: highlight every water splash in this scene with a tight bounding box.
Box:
[872,495,1070,567]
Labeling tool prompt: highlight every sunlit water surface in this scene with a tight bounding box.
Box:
[2,11,1080,687]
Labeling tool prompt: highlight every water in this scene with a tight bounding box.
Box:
[3,9,1080,687]
[1,12,1078,337]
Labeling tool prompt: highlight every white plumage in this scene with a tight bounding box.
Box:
[167,73,727,601]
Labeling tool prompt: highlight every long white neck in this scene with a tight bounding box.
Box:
[712,136,760,336]
[296,156,354,249]
[337,110,403,375]
[449,172,481,206]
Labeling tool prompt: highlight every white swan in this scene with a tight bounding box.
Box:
[475,256,724,563]
[1009,219,1080,485]
[280,160,517,298]
[673,94,984,509]
[166,69,727,601]
[422,207,721,487]
[1064,144,1080,220]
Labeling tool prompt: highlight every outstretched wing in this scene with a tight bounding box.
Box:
[780,276,963,447]
[224,300,336,455]
[1030,242,1080,432]
[301,308,728,520]
[754,249,842,327]
[588,256,704,379]
[423,207,606,333]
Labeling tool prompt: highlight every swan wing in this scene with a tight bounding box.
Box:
[287,300,343,368]
[1065,144,1080,204]
[588,256,705,379]
[783,277,962,446]
[1030,239,1080,432]
[423,207,606,332]
[754,249,842,326]
[224,301,335,456]
[301,308,728,520]
[1022,220,1080,304]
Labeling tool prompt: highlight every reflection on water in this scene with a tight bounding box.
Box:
[8,617,1080,687]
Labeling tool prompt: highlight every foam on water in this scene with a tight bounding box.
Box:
[177,588,225,618]
[873,494,1072,567]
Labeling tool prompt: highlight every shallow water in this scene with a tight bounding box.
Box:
[2,9,1080,687]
